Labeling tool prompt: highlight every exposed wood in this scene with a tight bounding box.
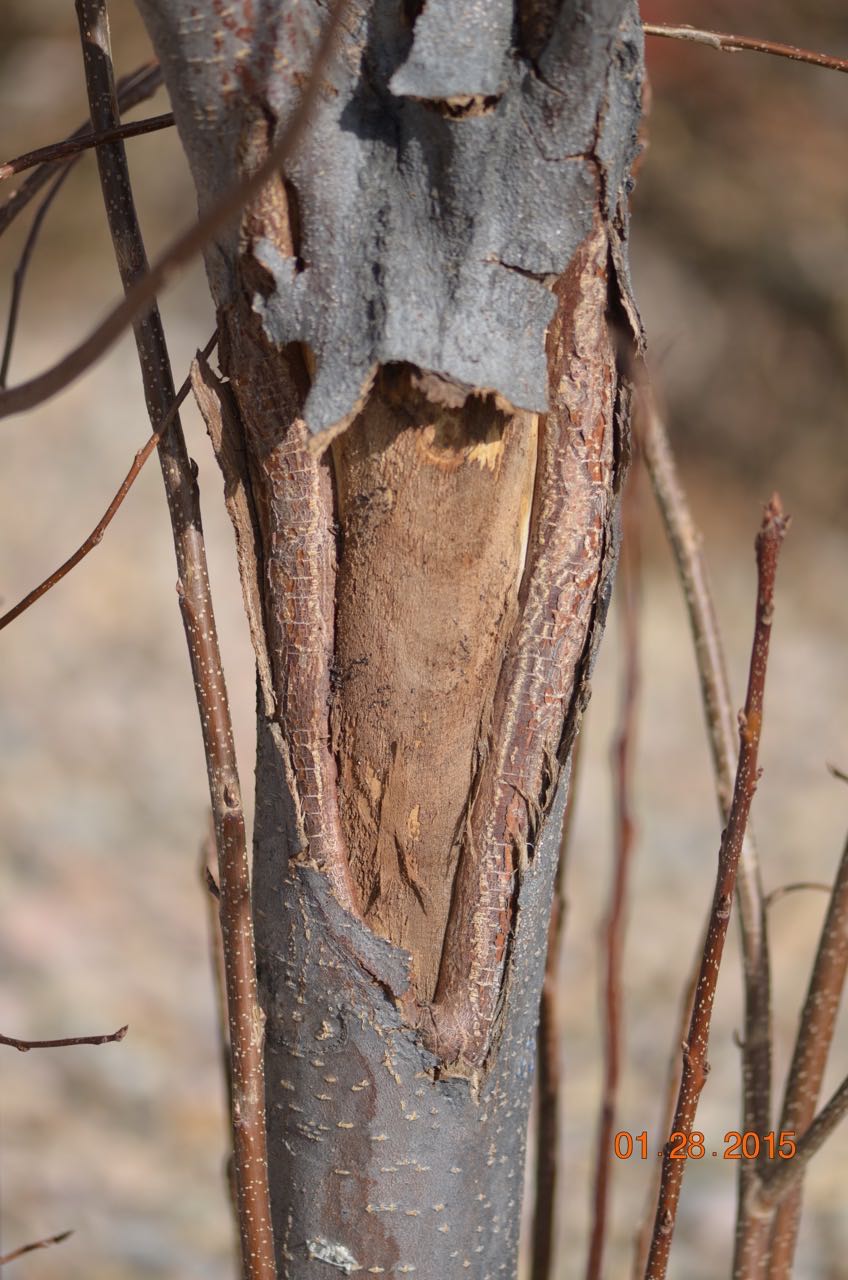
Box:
[332,370,538,1001]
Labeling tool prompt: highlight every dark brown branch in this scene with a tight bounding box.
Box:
[0,113,174,181]
[0,1027,126,1052]
[0,62,162,241]
[0,333,216,634]
[0,1231,73,1265]
[531,733,582,1280]
[764,832,848,1277]
[74,3,274,1275]
[645,496,789,1280]
[638,384,773,1262]
[586,454,642,1280]
[1,167,73,387]
[0,0,348,422]
[642,24,848,74]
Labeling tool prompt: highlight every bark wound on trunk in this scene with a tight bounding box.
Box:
[141,1,643,1272]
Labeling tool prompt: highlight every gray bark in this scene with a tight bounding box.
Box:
[137,2,644,1275]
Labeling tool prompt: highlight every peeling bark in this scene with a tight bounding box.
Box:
[140,0,643,1273]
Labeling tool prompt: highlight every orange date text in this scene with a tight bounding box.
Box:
[613,1130,797,1160]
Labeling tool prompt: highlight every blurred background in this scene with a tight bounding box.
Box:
[0,2,846,1276]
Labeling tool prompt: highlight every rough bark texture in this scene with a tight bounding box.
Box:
[138,1,643,1274]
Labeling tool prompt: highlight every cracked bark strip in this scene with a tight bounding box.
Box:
[219,313,360,919]
[430,223,617,1068]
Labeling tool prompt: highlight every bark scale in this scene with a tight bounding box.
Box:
[138,2,643,1274]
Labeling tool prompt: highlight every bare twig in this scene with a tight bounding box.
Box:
[632,933,700,1279]
[764,832,848,1277]
[1,0,348,422]
[638,385,773,1264]
[764,882,830,909]
[586,455,642,1280]
[644,497,789,1280]
[1,113,174,181]
[1,167,73,387]
[642,24,848,75]
[751,1072,848,1215]
[0,1026,126,1052]
[531,733,582,1280]
[0,1230,73,1265]
[74,3,275,1275]
[0,62,162,241]
[200,822,239,1234]
[0,333,216,634]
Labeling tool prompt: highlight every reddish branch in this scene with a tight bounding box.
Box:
[0,334,216,633]
[0,62,162,241]
[644,496,789,1280]
[0,1230,73,1265]
[639,386,773,1254]
[74,2,274,1275]
[532,735,582,1280]
[0,1026,126,1051]
[642,24,848,75]
[632,936,699,1278]
[0,1,348,422]
[763,831,848,1277]
[0,113,174,181]
[586,456,642,1280]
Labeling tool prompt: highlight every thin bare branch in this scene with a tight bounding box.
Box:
[0,1231,73,1265]
[749,1072,848,1217]
[0,1026,126,1052]
[632,932,700,1279]
[0,113,174,181]
[642,24,848,75]
[1,167,73,387]
[765,882,831,909]
[764,832,848,1277]
[200,821,239,1235]
[1,0,348,422]
[586,455,642,1280]
[644,497,789,1280]
[0,62,162,241]
[531,733,582,1280]
[828,763,848,786]
[0,333,216,634]
[638,384,773,1264]
[74,3,274,1275]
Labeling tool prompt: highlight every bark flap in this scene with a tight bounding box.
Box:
[142,0,643,441]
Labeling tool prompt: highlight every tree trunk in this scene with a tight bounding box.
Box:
[137,2,643,1274]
